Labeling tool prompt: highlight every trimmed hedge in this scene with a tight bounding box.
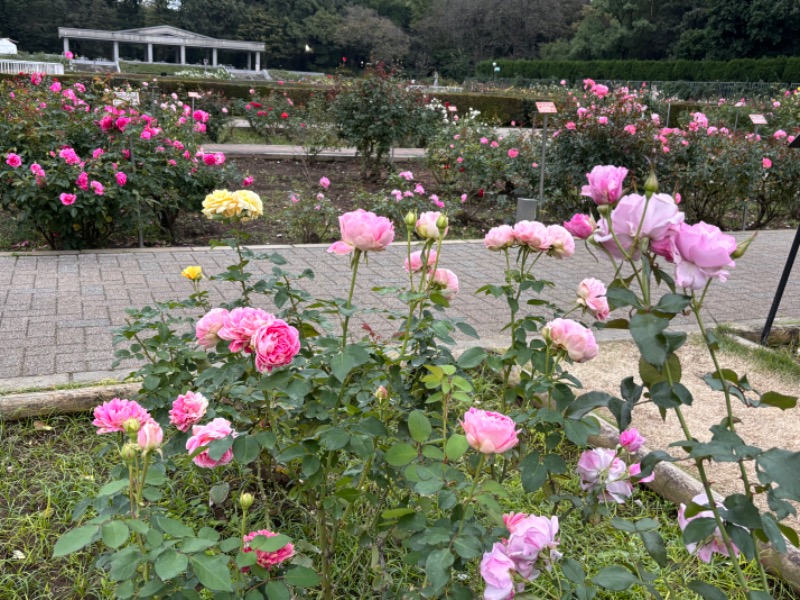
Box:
[477,58,800,83]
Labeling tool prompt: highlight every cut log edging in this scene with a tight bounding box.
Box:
[0,383,141,420]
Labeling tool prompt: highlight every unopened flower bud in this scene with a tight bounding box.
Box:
[120,443,138,461]
[731,233,757,259]
[436,214,448,231]
[123,418,141,435]
[375,386,388,401]
[404,211,417,227]
[597,204,611,218]
[644,171,659,196]
[239,493,254,510]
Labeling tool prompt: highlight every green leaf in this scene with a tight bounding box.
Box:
[445,434,469,461]
[250,533,292,552]
[519,452,547,494]
[688,581,729,600]
[155,548,188,581]
[591,566,640,591]
[53,525,99,557]
[560,558,586,584]
[425,548,454,591]
[629,313,670,368]
[457,347,486,369]
[209,482,230,506]
[453,536,483,559]
[408,410,432,443]
[385,443,418,466]
[180,537,216,553]
[722,494,762,529]
[233,435,261,464]
[320,427,350,451]
[206,436,234,461]
[655,293,691,314]
[98,479,130,497]
[264,581,290,600]
[283,566,321,588]
[101,521,129,549]
[330,352,355,383]
[683,518,718,544]
[190,554,233,592]
[155,516,194,539]
[381,508,416,520]
[565,391,613,420]
[639,353,682,386]
[640,530,668,567]
[759,391,797,410]
[455,321,479,339]
[757,449,800,501]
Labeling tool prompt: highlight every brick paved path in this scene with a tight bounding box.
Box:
[1,230,799,391]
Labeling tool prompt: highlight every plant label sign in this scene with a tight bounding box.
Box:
[536,102,558,114]
[749,114,767,125]
[112,91,139,107]
[187,92,202,99]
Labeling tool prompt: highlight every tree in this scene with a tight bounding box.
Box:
[333,6,410,65]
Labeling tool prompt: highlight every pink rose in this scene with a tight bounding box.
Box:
[619,428,646,453]
[327,209,395,254]
[60,147,80,165]
[49,81,61,93]
[137,421,164,451]
[480,137,489,145]
[196,307,228,349]
[576,278,609,320]
[92,148,104,159]
[60,193,77,206]
[628,463,655,484]
[580,165,628,205]
[115,117,131,132]
[218,307,273,353]
[404,249,437,273]
[192,109,209,123]
[763,157,772,169]
[30,163,45,177]
[546,225,575,258]
[64,51,74,59]
[5,153,22,168]
[242,176,254,186]
[565,121,576,130]
[542,318,598,362]
[513,220,551,251]
[480,543,515,600]
[91,181,105,196]
[398,171,414,180]
[429,268,459,299]
[593,84,609,98]
[678,493,739,563]
[461,407,520,454]
[624,124,637,135]
[507,148,519,158]
[202,154,216,166]
[186,418,236,468]
[484,225,515,250]
[319,176,330,189]
[576,448,632,503]
[563,213,595,239]
[597,116,608,125]
[252,318,301,373]
[242,530,295,570]
[672,221,737,290]
[116,172,127,186]
[504,514,561,579]
[415,211,447,240]
[92,398,153,434]
[169,391,209,432]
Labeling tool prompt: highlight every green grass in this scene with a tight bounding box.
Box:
[715,325,800,380]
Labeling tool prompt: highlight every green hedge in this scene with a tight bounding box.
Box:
[477,58,800,83]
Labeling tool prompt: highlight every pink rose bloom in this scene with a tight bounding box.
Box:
[628,463,655,483]
[60,193,77,206]
[404,249,437,273]
[59,147,81,165]
[576,278,609,320]
[414,183,425,195]
[678,493,739,563]
[186,418,236,468]
[5,153,21,168]
[415,211,447,240]
[672,221,737,290]
[115,117,131,132]
[49,81,61,93]
[202,154,216,166]
[252,318,301,373]
[594,193,684,259]
[429,268,459,299]
[479,137,489,145]
[576,448,632,503]
[91,181,105,196]
[546,225,575,258]
[169,391,209,432]
[597,116,608,125]
[218,307,273,353]
[619,428,646,453]
[30,163,45,177]
[507,148,519,158]
[513,220,551,252]
[594,84,609,98]
[242,530,295,570]
[327,209,395,254]
[76,172,89,191]
[30,72,43,85]
[122,149,131,159]
[192,109,209,123]
[92,148,104,159]
[480,543,515,600]
[92,398,153,434]
[461,407,520,454]
[563,213,595,239]
[196,307,228,349]
[565,121,576,130]
[319,176,330,189]
[398,171,414,180]
[116,172,127,186]
[763,157,772,169]
[490,141,499,148]
[391,189,403,201]
[137,421,163,451]
[98,115,114,131]
[194,123,207,133]
[580,165,628,205]
[542,318,598,362]
[64,51,74,59]
[243,176,254,187]
[504,514,561,579]
[484,225,515,250]
[624,124,637,135]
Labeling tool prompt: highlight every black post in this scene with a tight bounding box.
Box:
[761,225,800,345]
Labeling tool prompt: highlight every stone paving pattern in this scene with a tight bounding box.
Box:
[0,230,799,390]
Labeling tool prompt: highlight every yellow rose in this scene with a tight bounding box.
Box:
[201,189,263,221]
[232,189,263,221]
[181,266,203,281]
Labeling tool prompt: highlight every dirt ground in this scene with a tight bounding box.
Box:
[568,338,800,529]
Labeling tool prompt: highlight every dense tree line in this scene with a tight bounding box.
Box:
[1,0,798,78]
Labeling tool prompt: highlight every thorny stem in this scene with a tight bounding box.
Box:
[233,240,251,304]
[451,454,486,548]
[341,249,362,348]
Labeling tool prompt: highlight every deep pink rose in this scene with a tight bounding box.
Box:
[461,407,520,454]
[507,148,519,158]
[480,543,515,600]
[563,213,595,239]
[429,268,459,299]
[5,153,21,168]
[404,249,437,273]
[30,163,45,177]
[415,211,447,240]
[678,493,739,563]
[580,165,628,205]
[116,172,127,186]
[672,222,736,290]
[242,530,295,570]
[196,307,228,349]
[169,391,209,432]
[546,225,575,258]
[192,109,209,123]
[218,307,273,353]
[202,154,216,166]
[76,171,89,191]
[137,421,163,451]
[484,225,516,250]
[252,318,301,373]
[576,448,632,503]
[327,209,395,254]
[90,181,105,196]
[186,418,236,468]
[60,193,77,206]
[619,428,646,453]
[243,176,254,187]
[513,220,551,251]
[92,398,153,434]
[543,318,598,362]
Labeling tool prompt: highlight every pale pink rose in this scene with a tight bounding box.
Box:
[504,514,561,579]
[479,137,489,145]
[404,249,437,273]
[563,213,595,239]
[327,209,395,254]
[763,157,772,169]
[507,148,519,158]
[92,398,153,434]
[503,512,528,535]
[484,225,515,250]
[672,221,737,290]
[398,171,414,180]
[137,421,163,451]
[218,307,273,353]
[116,172,127,186]
[391,189,403,201]
[619,428,645,453]
[196,307,228,349]
[490,141,499,148]
[678,493,739,563]
[319,176,330,189]
[480,543,515,600]
[5,153,21,168]
[542,318,598,362]
[169,391,209,432]
[60,193,77,206]
[546,225,575,258]
[593,84,609,98]
[414,183,425,195]
[242,530,295,570]
[576,278,609,320]
[628,463,655,483]
[565,121,576,130]
[252,318,301,373]
[186,418,236,468]
[580,165,628,205]
[429,268,459,299]
[513,220,551,251]
[597,116,608,125]
[243,176,254,187]
[576,448,632,503]
[624,124,637,135]
[461,407,520,454]
[416,211,447,239]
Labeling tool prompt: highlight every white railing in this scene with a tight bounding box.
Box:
[0,60,64,75]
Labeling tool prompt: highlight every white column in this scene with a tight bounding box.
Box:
[255,52,260,71]
[113,41,119,62]
[247,52,251,70]
[147,44,153,63]
[212,48,218,66]
[63,38,70,54]
[180,45,186,64]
